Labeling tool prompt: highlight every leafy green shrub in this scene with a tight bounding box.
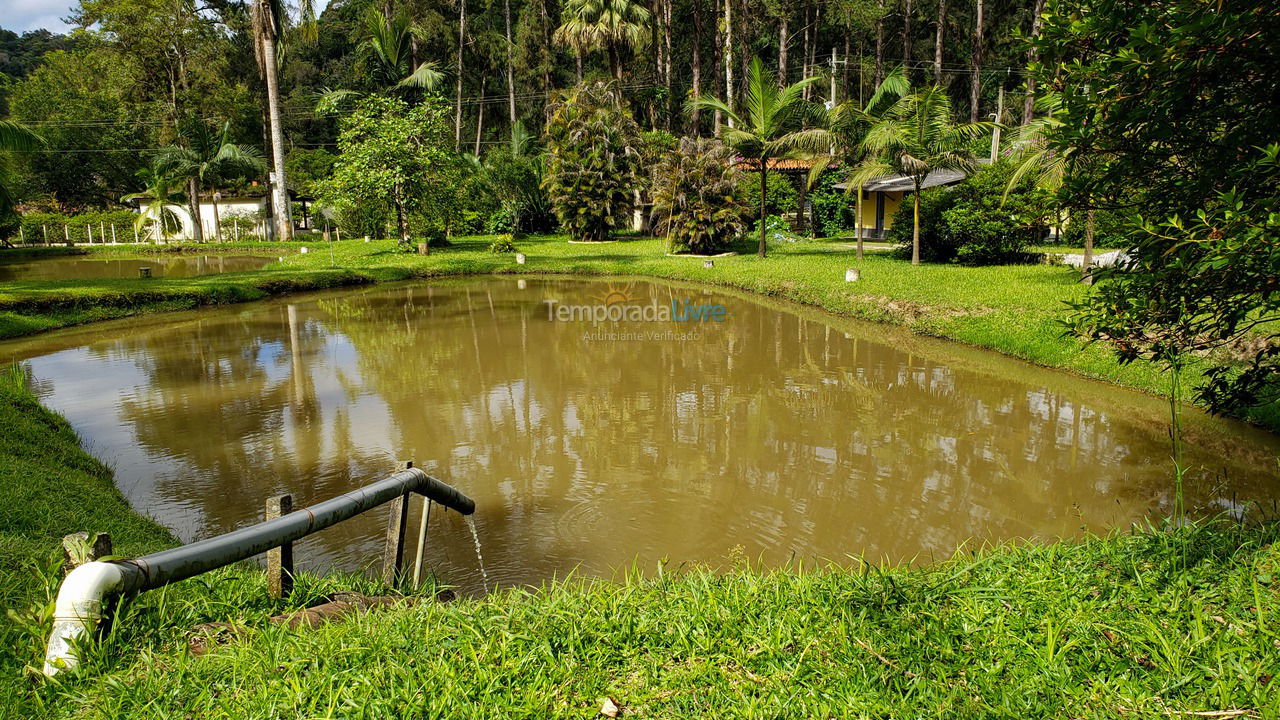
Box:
[486,208,517,234]
[319,95,460,249]
[650,138,745,255]
[543,82,642,242]
[886,162,1053,264]
[479,148,555,233]
[807,171,856,236]
[1060,207,1134,248]
[885,189,953,261]
[736,171,798,220]
[488,234,518,253]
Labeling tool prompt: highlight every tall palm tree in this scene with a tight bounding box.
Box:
[155,121,265,242]
[123,163,187,243]
[849,86,991,265]
[1003,93,1097,283]
[817,66,911,260]
[553,0,652,81]
[252,0,295,242]
[0,120,43,226]
[689,57,824,257]
[362,8,444,91]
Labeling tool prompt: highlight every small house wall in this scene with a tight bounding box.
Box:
[169,199,264,240]
[854,190,904,235]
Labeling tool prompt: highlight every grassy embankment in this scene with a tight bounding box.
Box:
[3,233,1270,428]
[2,360,1278,716]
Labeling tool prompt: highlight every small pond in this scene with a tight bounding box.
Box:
[0,254,277,282]
[3,277,1277,594]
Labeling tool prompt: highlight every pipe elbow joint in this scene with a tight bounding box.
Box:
[43,561,126,677]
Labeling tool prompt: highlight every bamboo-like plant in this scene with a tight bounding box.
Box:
[542,82,642,243]
[848,86,992,265]
[688,57,826,258]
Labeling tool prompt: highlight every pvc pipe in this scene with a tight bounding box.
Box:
[42,468,473,676]
[43,562,131,676]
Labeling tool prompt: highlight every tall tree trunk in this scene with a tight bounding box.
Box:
[843,35,851,96]
[575,50,583,81]
[874,0,885,85]
[911,179,922,265]
[396,193,411,248]
[455,0,467,150]
[758,160,769,258]
[724,0,734,126]
[256,17,292,242]
[712,0,723,129]
[1022,0,1046,125]
[664,0,673,128]
[933,0,947,85]
[504,0,516,125]
[778,13,789,85]
[692,0,703,134]
[969,0,984,122]
[475,77,485,155]
[539,0,553,92]
[855,186,864,259]
[188,177,204,243]
[801,0,810,95]
[901,0,913,70]
[1082,207,1095,285]
[212,191,222,242]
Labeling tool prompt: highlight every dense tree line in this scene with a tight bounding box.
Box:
[0,0,1048,212]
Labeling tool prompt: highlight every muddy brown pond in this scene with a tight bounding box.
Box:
[0,254,277,282]
[4,277,1278,594]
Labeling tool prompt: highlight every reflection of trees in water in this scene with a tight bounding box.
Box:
[87,278,1280,588]
[107,306,386,551]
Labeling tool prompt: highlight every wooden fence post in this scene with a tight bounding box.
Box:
[381,461,413,584]
[62,532,112,574]
[265,494,294,598]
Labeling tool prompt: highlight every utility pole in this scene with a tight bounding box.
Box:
[828,48,846,109]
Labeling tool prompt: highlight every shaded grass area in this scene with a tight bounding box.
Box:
[27,524,1280,719]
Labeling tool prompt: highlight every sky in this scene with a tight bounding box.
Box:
[4,0,333,35]
[5,0,77,34]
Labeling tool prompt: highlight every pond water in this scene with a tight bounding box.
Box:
[3,277,1277,594]
[0,254,277,282]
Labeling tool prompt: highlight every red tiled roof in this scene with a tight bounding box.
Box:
[732,157,840,171]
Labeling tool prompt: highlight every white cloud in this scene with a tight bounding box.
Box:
[4,0,77,33]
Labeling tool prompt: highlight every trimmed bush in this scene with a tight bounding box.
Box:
[886,162,1053,265]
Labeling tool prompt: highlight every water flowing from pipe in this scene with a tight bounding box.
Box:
[464,515,488,588]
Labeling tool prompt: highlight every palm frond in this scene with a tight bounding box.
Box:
[399,61,445,90]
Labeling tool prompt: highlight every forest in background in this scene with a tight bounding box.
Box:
[0,0,1046,212]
